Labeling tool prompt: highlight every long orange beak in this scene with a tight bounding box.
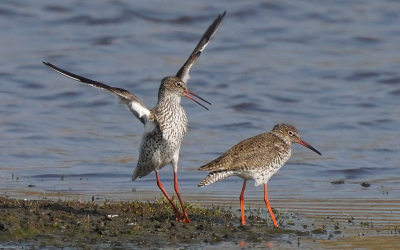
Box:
[298,139,321,155]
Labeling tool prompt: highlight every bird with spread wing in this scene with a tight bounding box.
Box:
[43,11,226,223]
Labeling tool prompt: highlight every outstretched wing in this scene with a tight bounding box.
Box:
[176,11,226,83]
[43,62,150,124]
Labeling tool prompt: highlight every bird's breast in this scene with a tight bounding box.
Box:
[155,105,188,141]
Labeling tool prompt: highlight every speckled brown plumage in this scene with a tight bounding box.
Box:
[199,124,305,186]
[131,76,188,180]
[198,124,321,227]
[198,130,291,186]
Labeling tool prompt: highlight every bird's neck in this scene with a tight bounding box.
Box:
[156,92,181,109]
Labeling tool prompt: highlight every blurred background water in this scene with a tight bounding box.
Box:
[1,0,400,222]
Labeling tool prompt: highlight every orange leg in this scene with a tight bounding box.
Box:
[240,181,247,226]
[155,171,183,221]
[264,183,278,227]
[173,172,191,223]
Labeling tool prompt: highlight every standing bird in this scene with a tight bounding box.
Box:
[43,11,226,223]
[198,124,321,227]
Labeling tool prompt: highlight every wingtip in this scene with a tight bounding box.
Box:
[42,61,53,68]
[217,11,227,23]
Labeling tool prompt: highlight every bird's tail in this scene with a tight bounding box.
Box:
[198,170,233,187]
[132,167,153,181]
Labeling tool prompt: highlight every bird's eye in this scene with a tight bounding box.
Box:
[175,82,182,87]
[288,131,294,136]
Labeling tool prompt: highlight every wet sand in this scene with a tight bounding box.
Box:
[0,195,399,249]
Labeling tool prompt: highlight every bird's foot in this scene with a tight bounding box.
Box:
[179,212,191,223]
[174,212,184,222]
[174,212,190,223]
[180,215,191,223]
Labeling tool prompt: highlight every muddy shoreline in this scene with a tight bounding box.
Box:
[0,197,313,249]
[1,196,399,249]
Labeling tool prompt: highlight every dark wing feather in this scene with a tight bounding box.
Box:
[176,11,226,83]
[43,62,150,124]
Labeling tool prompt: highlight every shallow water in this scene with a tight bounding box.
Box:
[1,0,400,235]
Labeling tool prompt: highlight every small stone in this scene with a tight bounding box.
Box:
[361,182,371,187]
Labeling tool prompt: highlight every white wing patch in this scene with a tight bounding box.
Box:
[129,101,150,123]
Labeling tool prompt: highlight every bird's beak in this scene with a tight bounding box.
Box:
[184,90,212,110]
[297,139,322,155]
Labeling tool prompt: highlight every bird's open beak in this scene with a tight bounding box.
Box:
[298,139,322,155]
[184,90,212,110]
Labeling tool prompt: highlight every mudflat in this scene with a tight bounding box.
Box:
[0,197,398,249]
[0,197,301,249]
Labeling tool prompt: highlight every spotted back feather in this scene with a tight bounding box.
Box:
[198,125,298,186]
